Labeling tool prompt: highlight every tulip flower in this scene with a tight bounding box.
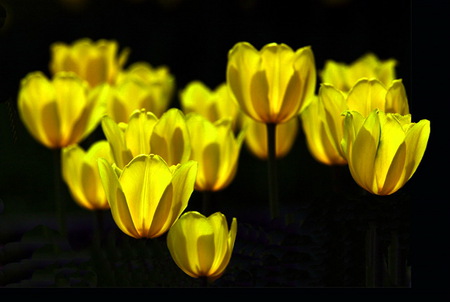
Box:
[300,78,410,166]
[341,109,430,195]
[108,62,175,123]
[320,53,397,91]
[186,113,245,192]
[49,38,129,87]
[62,140,113,210]
[101,108,190,168]
[227,41,316,218]
[243,115,298,160]
[227,42,316,124]
[167,211,237,282]
[98,154,198,239]
[180,81,241,131]
[17,71,110,149]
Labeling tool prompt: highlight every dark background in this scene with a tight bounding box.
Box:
[0,0,448,293]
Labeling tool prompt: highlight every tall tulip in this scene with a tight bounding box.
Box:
[167,211,237,283]
[300,78,410,166]
[49,38,129,87]
[98,154,198,239]
[227,42,316,218]
[341,109,430,195]
[62,140,113,210]
[18,71,109,149]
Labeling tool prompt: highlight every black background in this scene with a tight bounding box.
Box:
[0,0,448,294]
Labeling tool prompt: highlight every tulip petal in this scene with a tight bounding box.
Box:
[98,158,138,238]
[101,115,132,168]
[347,78,387,116]
[385,79,410,115]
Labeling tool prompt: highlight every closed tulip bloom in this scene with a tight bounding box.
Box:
[180,81,241,130]
[300,78,410,165]
[49,38,129,87]
[167,211,237,282]
[227,42,316,124]
[109,62,175,122]
[186,113,244,191]
[320,53,397,91]
[341,109,430,195]
[98,154,198,239]
[62,140,113,210]
[243,115,298,160]
[18,71,109,149]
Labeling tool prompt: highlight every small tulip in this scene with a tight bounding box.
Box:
[341,109,430,195]
[320,53,397,91]
[167,211,237,282]
[186,113,244,192]
[180,81,241,130]
[243,115,298,160]
[49,38,129,87]
[300,78,410,165]
[17,71,109,149]
[108,62,175,123]
[62,140,113,210]
[227,42,316,124]
[98,154,198,239]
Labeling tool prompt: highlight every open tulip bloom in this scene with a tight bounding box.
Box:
[341,109,430,196]
[17,71,110,149]
[167,211,237,282]
[98,154,198,239]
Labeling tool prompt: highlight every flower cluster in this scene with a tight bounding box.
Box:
[16,38,430,284]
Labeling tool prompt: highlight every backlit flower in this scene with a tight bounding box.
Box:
[98,154,197,238]
[17,71,109,149]
[243,115,298,160]
[341,109,430,195]
[300,78,410,165]
[108,62,175,123]
[226,42,316,124]
[62,140,113,210]
[320,53,397,91]
[167,211,237,282]
[186,113,244,191]
[49,38,129,87]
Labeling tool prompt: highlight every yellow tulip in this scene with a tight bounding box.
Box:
[341,109,430,195]
[300,78,410,165]
[320,53,397,91]
[226,42,316,124]
[167,211,237,282]
[17,71,110,149]
[49,38,129,87]
[98,154,198,239]
[62,140,113,210]
[180,81,241,130]
[109,62,175,123]
[186,113,244,192]
[243,115,298,160]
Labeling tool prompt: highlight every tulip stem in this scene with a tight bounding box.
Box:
[202,190,213,216]
[266,123,279,219]
[53,149,66,237]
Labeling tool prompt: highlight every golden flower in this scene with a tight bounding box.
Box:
[49,38,129,87]
[98,154,198,239]
[101,108,190,168]
[226,42,316,124]
[300,78,410,165]
[186,113,244,192]
[62,140,113,210]
[167,211,237,282]
[320,53,397,91]
[341,109,430,195]
[180,81,241,130]
[17,71,109,149]
[243,115,298,160]
[108,62,175,123]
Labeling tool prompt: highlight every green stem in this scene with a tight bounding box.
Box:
[202,190,213,216]
[266,123,279,219]
[53,149,66,236]
[93,210,105,247]
[365,222,380,287]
